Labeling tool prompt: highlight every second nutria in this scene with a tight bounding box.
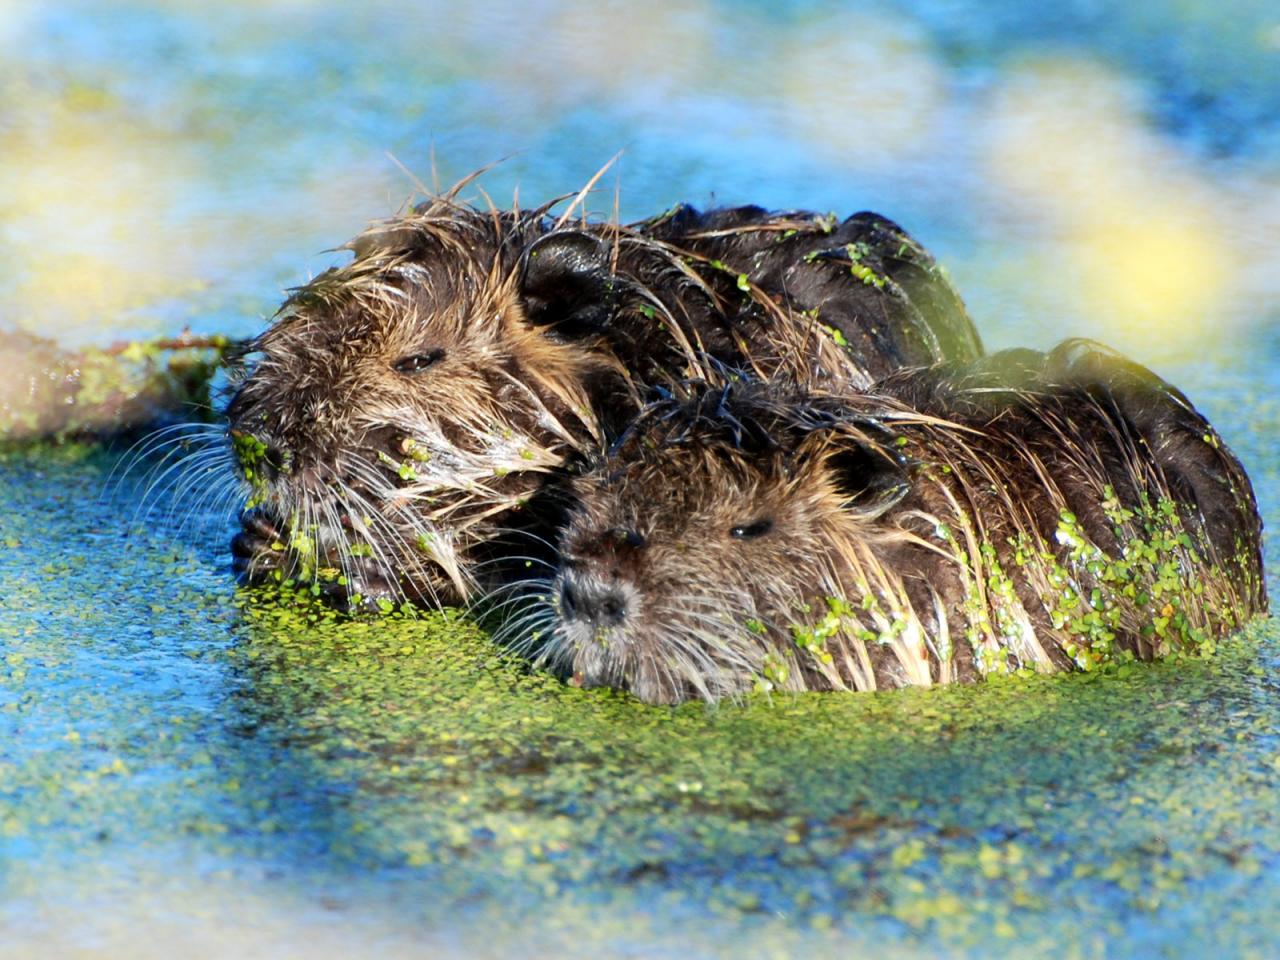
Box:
[225,185,982,608]
[511,341,1266,704]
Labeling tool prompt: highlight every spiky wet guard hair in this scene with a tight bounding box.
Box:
[224,191,656,606]
[222,177,983,609]
[515,340,1266,704]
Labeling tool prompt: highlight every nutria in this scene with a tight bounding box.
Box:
[225,184,982,608]
[513,340,1266,704]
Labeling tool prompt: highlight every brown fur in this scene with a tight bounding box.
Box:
[225,185,982,607]
[517,340,1266,704]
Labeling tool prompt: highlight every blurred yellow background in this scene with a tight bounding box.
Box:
[1,0,1277,357]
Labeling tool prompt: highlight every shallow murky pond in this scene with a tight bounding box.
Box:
[2,2,1279,958]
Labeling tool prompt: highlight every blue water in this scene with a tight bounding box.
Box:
[2,2,1279,958]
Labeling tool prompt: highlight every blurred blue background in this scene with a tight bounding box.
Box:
[2,4,1279,958]
[2,0,1278,359]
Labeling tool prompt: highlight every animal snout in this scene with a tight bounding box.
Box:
[559,573,631,627]
[228,427,293,483]
[230,509,284,578]
[568,526,647,571]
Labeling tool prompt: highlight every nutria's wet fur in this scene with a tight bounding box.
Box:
[225,186,981,608]
[517,341,1266,705]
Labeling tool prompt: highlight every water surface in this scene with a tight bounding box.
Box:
[2,3,1279,957]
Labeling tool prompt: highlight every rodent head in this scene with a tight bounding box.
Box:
[224,200,634,606]
[539,383,913,705]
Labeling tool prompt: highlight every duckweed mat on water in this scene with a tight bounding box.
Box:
[4,0,1280,953]
[1,445,1279,959]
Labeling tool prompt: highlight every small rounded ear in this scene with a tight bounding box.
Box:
[519,231,618,336]
[348,224,422,261]
[796,431,911,520]
[829,444,911,519]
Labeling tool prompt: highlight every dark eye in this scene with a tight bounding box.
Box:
[730,519,773,539]
[394,348,446,374]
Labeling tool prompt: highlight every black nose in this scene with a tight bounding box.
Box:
[560,576,629,627]
[229,429,291,482]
